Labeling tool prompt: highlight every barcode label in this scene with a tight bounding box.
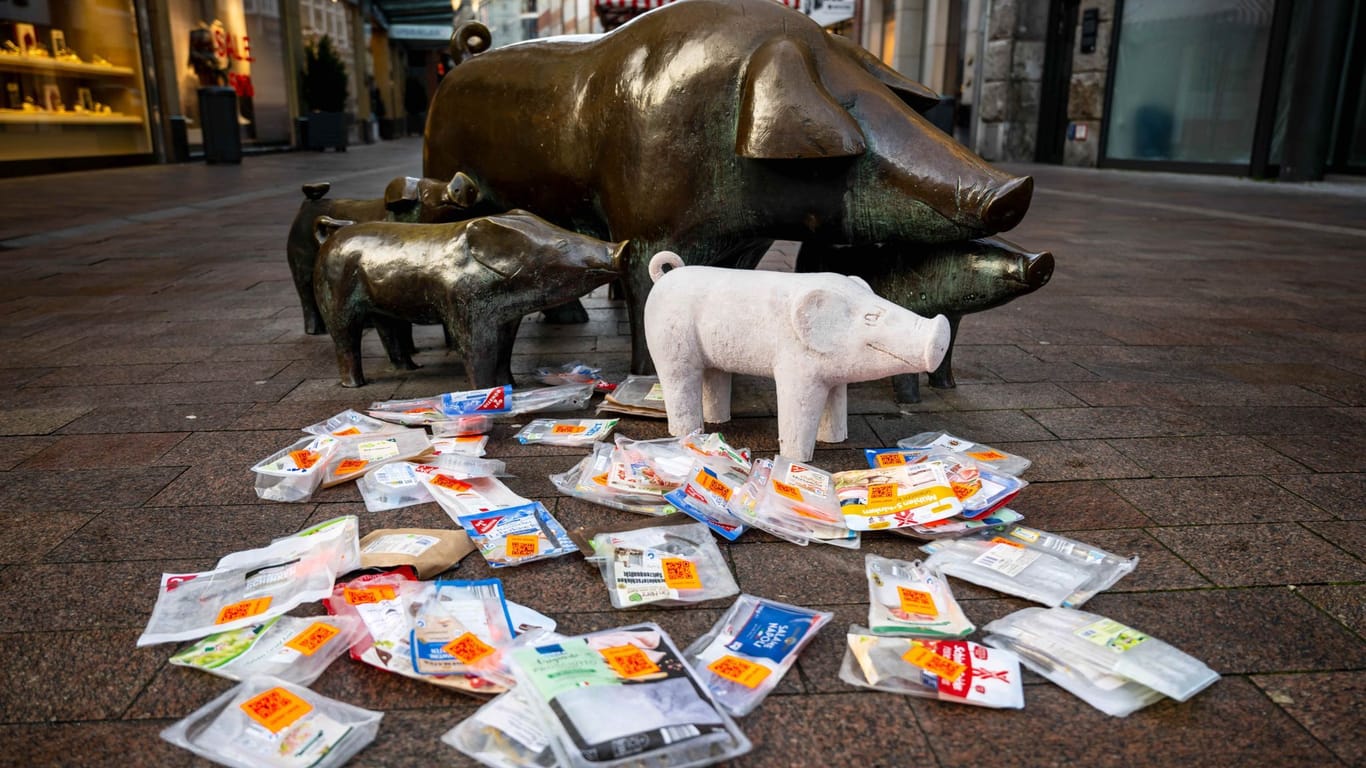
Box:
[972,543,1042,577]
[659,724,701,745]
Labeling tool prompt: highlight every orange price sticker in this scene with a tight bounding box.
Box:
[591,473,609,486]
[344,585,397,605]
[239,686,313,733]
[454,436,483,444]
[988,537,1023,548]
[695,471,733,501]
[967,449,1008,462]
[215,597,272,625]
[551,424,588,434]
[661,557,703,590]
[903,643,967,683]
[896,586,939,617]
[600,645,661,678]
[505,534,540,559]
[289,450,320,470]
[868,483,898,503]
[284,622,342,656]
[442,632,497,665]
[874,452,908,467]
[706,655,772,689]
[404,407,431,414]
[771,480,804,502]
[431,474,472,492]
[332,427,361,437]
[334,458,368,476]
[950,480,979,501]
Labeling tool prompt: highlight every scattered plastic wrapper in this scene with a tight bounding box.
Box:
[865,554,974,639]
[169,614,364,686]
[684,595,832,717]
[429,415,495,437]
[550,446,677,517]
[160,675,383,768]
[507,383,596,415]
[892,507,1025,541]
[565,514,694,561]
[840,628,1024,708]
[371,386,512,417]
[920,526,1138,608]
[537,361,616,393]
[219,515,361,578]
[359,528,476,579]
[251,435,340,502]
[436,454,508,477]
[302,408,401,438]
[874,450,1025,520]
[592,522,739,608]
[834,463,962,530]
[984,607,1220,715]
[665,460,751,541]
[410,579,517,679]
[507,623,752,768]
[320,428,431,488]
[430,434,490,458]
[419,471,534,522]
[596,375,667,418]
[896,431,1032,477]
[356,462,435,513]
[443,687,556,768]
[458,502,578,567]
[734,458,858,548]
[515,418,618,446]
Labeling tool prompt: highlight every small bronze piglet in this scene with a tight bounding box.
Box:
[313,210,625,388]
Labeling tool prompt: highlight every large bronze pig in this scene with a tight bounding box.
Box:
[797,237,1054,402]
[286,175,483,335]
[312,211,625,388]
[423,0,1033,373]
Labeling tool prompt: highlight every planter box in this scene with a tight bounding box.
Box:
[306,111,349,151]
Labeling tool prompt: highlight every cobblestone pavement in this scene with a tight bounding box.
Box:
[0,138,1361,767]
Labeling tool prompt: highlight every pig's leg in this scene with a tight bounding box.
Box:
[374,318,421,371]
[622,243,661,375]
[817,383,848,443]
[893,374,922,403]
[462,322,503,389]
[701,369,732,424]
[659,366,704,438]
[927,315,961,389]
[494,318,521,385]
[775,375,828,462]
[540,299,589,325]
[327,312,367,388]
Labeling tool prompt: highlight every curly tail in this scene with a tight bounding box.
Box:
[649,251,685,283]
[450,22,492,64]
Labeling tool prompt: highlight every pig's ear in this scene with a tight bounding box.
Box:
[827,32,941,113]
[384,176,421,213]
[314,216,355,246]
[465,218,525,279]
[791,286,849,355]
[737,38,865,159]
[445,172,484,209]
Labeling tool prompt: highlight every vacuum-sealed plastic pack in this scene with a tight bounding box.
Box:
[507,623,752,768]
[537,362,615,393]
[515,418,619,446]
[865,554,974,639]
[169,614,363,685]
[735,457,858,548]
[218,515,361,578]
[355,462,435,512]
[371,386,512,417]
[592,522,739,608]
[605,435,691,494]
[302,408,400,438]
[984,607,1219,708]
[435,454,508,477]
[833,463,962,530]
[320,428,431,488]
[684,595,831,717]
[458,502,578,567]
[409,579,517,678]
[901,451,1026,519]
[840,628,1024,708]
[550,445,677,517]
[419,471,534,521]
[443,687,556,768]
[507,383,596,415]
[896,431,1032,476]
[160,675,383,768]
[430,434,491,458]
[664,460,751,541]
[251,435,340,502]
[429,415,495,437]
[892,507,1025,541]
[359,528,475,579]
[596,375,668,418]
[921,526,1138,608]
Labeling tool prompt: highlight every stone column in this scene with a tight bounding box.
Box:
[1063,0,1112,166]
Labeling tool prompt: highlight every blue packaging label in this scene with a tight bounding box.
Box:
[441,385,511,415]
[664,488,747,541]
[726,603,817,663]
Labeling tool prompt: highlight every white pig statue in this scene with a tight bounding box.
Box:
[644,251,952,461]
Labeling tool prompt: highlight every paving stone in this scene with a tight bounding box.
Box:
[997,439,1150,481]
[1296,584,1366,636]
[1026,406,1213,439]
[1149,523,1365,587]
[1251,672,1366,766]
[1255,431,1366,473]
[1106,435,1311,477]
[1008,480,1154,530]
[0,630,167,723]
[0,406,92,435]
[1070,528,1212,592]
[866,411,1055,446]
[0,720,202,768]
[0,466,184,511]
[27,363,175,387]
[736,692,932,766]
[1182,405,1365,435]
[43,504,315,562]
[19,432,188,470]
[1108,476,1332,525]
[1270,473,1366,520]
[56,402,254,434]
[934,382,1088,410]
[1303,520,1366,561]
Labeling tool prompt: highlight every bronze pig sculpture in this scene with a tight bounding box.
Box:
[312,211,626,388]
[797,237,1054,402]
[423,0,1033,373]
[286,175,483,335]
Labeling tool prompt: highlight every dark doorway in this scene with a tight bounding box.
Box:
[1036,0,1080,163]
[1328,0,1366,173]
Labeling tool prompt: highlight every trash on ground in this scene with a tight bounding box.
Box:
[251,435,340,502]
[564,513,694,559]
[515,418,619,445]
[834,463,963,530]
[169,614,364,685]
[219,515,361,578]
[920,525,1138,608]
[458,501,578,567]
[355,462,436,512]
[443,687,555,768]
[429,434,491,458]
[159,675,383,768]
[729,457,858,548]
[302,409,403,438]
[320,428,431,488]
[896,431,1032,476]
[550,443,677,516]
[665,459,751,540]
[891,507,1025,541]
[434,454,508,477]
[507,383,596,415]
[865,554,974,639]
[371,385,512,417]
[684,595,832,717]
[596,375,667,418]
[359,528,476,579]
[429,415,495,437]
[537,361,616,392]
[840,628,1024,708]
[418,470,534,521]
[592,521,739,608]
[409,579,517,679]
[983,606,1219,715]
[507,623,752,767]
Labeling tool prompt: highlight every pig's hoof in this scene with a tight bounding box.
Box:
[928,370,956,389]
[304,317,327,335]
[541,300,590,325]
[340,376,365,388]
[396,360,422,371]
[892,374,922,404]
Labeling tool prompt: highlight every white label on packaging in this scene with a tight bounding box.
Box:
[1009,527,1041,543]
[362,534,439,557]
[978,476,1007,500]
[643,383,665,402]
[785,464,830,497]
[357,439,401,461]
[929,434,973,451]
[475,694,551,753]
[1075,618,1149,652]
[374,463,420,488]
[972,543,1042,577]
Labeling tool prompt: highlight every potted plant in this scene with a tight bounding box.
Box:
[301,35,349,151]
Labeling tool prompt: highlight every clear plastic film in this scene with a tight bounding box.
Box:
[734,457,858,548]
[664,459,751,541]
[865,554,974,639]
[592,521,739,608]
[507,383,596,415]
[549,445,677,517]
[409,579,517,681]
[169,614,364,686]
[457,502,578,567]
[250,435,340,502]
[443,686,557,768]
[319,428,431,488]
[301,408,402,438]
[839,627,1024,709]
[895,431,1032,476]
[355,461,435,512]
[891,507,1025,541]
[515,418,618,446]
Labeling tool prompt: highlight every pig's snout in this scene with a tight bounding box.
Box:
[1025,249,1053,289]
[981,176,1033,233]
[921,314,952,372]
